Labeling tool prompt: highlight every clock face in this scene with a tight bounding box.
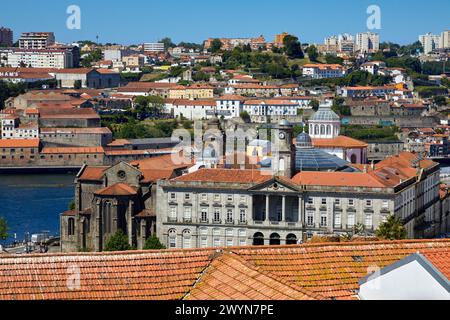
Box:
[279,132,286,140]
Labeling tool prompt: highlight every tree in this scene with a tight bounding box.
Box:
[68,200,76,211]
[306,45,319,62]
[240,111,251,123]
[283,35,304,59]
[0,217,8,241]
[434,96,447,106]
[325,54,343,65]
[309,99,320,111]
[104,230,132,251]
[143,235,166,250]
[376,216,407,240]
[210,39,223,53]
[74,80,82,90]
[160,37,176,50]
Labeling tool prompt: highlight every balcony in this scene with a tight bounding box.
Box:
[225,220,235,225]
[168,217,178,223]
[183,218,192,223]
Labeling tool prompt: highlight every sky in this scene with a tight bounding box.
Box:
[0,0,449,46]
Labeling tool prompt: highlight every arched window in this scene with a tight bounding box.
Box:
[314,125,319,135]
[286,234,297,245]
[182,229,191,249]
[320,125,325,135]
[68,218,75,236]
[269,233,281,246]
[168,229,177,248]
[350,154,358,164]
[326,125,331,136]
[253,232,264,246]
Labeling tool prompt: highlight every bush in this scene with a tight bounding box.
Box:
[104,230,132,252]
[143,235,166,250]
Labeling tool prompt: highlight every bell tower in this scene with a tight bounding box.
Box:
[272,120,294,178]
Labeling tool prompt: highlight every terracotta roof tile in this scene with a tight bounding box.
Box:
[94,183,138,196]
[312,136,368,148]
[173,169,272,184]
[0,139,40,148]
[421,249,450,280]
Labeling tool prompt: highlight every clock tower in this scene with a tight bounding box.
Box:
[272,120,294,178]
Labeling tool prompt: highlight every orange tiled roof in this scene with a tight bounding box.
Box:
[0,240,448,300]
[95,183,138,196]
[186,252,322,300]
[422,249,450,280]
[234,239,450,300]
[41,147,104,154]
[291,171,387,188]
[312,136,368,148]
[376,152,437,171]
[173,168,272,184]
[0,139,40,148]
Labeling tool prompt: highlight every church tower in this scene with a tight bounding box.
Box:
[309,100,341,139]
[272,120,294,178]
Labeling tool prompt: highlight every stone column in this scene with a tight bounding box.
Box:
[282,196,286,222]
[95,199,102,252]
[265,195,270,222]
[128,200,134,247]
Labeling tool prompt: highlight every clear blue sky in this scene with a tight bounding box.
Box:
[1,0,449,45]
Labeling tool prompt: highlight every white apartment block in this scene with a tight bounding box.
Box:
[419,33,441,55]
[2,48,73,69]
[302,64,345,79]
[440,30,450,49]
[144,43,165,53]
[1,116,39,139]
[356,32,380,53]
[19,32,55,49]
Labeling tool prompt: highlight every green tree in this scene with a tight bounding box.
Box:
[210,39,223,53]
[104,230,132,251]
[376,216,407,240]
[434,96,448,106]
[240,111,251,123]
[283,35,304,59]
[325,54,343,65]
[306,45,319,62]
[0,217,8,241]
[68,200,76,211]
[143,235,166,250]
[160,37,176,50]
[74,80,82,90]
[309,99,320,111]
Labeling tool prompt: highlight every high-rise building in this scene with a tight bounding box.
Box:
[356,32,380,53]
[440,30,450,49]
[419,32,441,54]
[0,27,13,47]
[19,32,55,49]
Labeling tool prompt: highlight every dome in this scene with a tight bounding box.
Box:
[278,119,291,126]
[296,133,312,148]
[310,104,340,122]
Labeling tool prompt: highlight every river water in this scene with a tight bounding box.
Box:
[0,173,76,244]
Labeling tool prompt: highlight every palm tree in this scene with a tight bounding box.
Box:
[376,216,407,240]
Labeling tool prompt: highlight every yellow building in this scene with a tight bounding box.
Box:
[275,32,289,47]
[169,84,214,99]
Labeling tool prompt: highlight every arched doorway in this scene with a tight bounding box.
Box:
[253,232,264,246]
[350,154,358,164]
[269,233,281,246]
[286,234,297,245]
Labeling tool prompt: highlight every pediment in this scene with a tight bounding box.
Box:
[104,161,142,187]
[248,177,300,193]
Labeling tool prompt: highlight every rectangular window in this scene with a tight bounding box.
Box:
[321,198,327,205]
[382,200,389,209]
[226,209,233,223]
[169,193,176,200]
[169,237,176,248]
[227,195,233,202]
[240,195,246,203]
[366,200,373,207]
[201,208,208,222]
[239,209,246,223]
[200,237,208,248]
[348,213,355,227]
[348,199,355,206]
[226,238,233,247]
[169,207,177,221]
[214,209,221,223]
[239,238,246,247]
[184,207,192,221]
[320,213,327,227]
[213,238,220,247]
[306,212,314,226]
[184,193,190,201]
[335,213,342,228]
[214,194,220,202]
[307,197,314,205]
[365,214,373,228]
[201,193,207,201]
[334,199,340,205]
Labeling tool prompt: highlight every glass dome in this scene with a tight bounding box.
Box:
[296,133,313,148]
[310,104,340,122]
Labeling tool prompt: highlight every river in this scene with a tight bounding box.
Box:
[0,173,76,244]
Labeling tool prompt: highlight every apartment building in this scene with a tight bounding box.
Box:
[356,32,380,53]
[143,42,165,53]
[19,32,55,49]
[440,30,450,49]
[419,32,442,54]
[0,27,13,46]
[1,47,74,69]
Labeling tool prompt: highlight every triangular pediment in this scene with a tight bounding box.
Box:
[248,177,301,193]
[104,161,142,187]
